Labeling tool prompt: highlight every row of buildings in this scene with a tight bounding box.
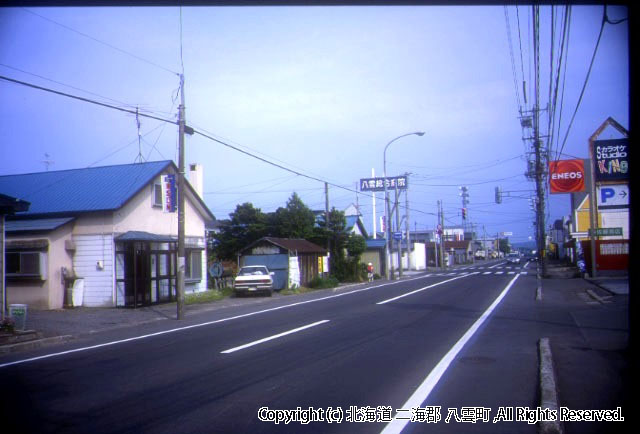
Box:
[1,116,629,310]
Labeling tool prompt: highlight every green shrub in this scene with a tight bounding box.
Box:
[308,276,339,289]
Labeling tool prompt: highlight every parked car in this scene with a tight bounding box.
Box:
[233,265,274,296]
[506,252,521,264]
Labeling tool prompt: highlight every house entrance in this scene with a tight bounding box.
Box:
[115,233,177,307]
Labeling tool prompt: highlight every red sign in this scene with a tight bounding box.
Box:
[549,159,585,194]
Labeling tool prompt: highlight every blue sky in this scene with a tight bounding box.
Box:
[0,5,629,243]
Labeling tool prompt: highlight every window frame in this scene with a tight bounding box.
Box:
[6,251,46,280]
[184,249,203,282]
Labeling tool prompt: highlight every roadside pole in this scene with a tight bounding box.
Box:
[177,74,186,320]
[395,184,402,278]
[405,173,411,273]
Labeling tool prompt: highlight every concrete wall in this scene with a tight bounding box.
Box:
[6,221,74,310]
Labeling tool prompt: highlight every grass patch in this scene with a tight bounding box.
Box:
[185,287,233,305]
[279,286,314,296]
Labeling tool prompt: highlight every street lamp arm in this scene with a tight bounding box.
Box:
[382,130,425,280]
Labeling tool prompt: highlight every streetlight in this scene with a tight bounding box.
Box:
[383,131,425,280]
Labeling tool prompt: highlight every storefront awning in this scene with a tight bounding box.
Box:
[115,231,177,242]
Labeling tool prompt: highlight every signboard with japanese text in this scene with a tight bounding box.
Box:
[548,159,586,194]
[589,227,623,237]
[592,138,629,182]
[162,174,177,213]
[359,175,408,192]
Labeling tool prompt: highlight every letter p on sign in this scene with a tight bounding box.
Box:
[600,187,616,204]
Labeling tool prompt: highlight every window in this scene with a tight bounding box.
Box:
[185,250,202,281]
[153,183,162,207]
[6,252,45,279]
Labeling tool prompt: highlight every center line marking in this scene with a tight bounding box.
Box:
[376,273,478,305]
[221,320,330,354]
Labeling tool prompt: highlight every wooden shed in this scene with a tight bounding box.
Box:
[238,237,327,290]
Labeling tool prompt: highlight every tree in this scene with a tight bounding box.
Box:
[213,202,267,260]
[272,192,316,239]
[310,207,350,280]
[346,234,366,280]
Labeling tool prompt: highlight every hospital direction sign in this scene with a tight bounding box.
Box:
[360,175,408,192]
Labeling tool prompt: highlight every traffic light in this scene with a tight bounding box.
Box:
[462,208,467,219]
[495,186,502,204]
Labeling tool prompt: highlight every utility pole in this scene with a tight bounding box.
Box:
[325,182,330,254]
[532,5,547,279]
[176,74,186,320]
[395,184,402,278]
[438,200,445,269]
[405,173,411,272]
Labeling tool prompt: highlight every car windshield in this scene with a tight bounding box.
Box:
[239,267,268,276]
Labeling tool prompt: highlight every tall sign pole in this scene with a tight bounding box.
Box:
[371,168,377,239]
[177,74,186,320]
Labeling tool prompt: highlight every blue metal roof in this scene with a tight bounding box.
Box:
[5,217,75,233]
[366,238,386,249]
[0,161,172,216]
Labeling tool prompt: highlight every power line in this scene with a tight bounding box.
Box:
[556,6,606,160]
[0,74,177,126]
[21,8,179,77]
[0,62,142,111]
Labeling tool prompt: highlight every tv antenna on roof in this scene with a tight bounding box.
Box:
[42,153,54,171]
[134,106,145,163]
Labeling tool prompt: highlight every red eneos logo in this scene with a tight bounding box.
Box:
[549,159,585,193]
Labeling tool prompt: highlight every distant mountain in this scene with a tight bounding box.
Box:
[512,240,536,250]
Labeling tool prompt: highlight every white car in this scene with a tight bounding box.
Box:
[506,252,521,264]
[234,265,274,296]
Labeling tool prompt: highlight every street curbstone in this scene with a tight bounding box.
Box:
[538,337,564,434]
[0,335,74,354]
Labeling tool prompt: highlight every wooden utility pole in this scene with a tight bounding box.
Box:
[177,74,186,320]
[325,182,330,254]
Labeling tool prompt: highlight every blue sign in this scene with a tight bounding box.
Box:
[393,232,403,241]
[163,174,177,213]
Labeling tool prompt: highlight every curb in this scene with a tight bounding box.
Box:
[0,334,74,354]
[538,338,564,434]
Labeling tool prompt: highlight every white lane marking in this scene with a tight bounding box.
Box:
[221,320,329,354]
[495,271,504,275]
[488,262,503,269]
[483,271,492,275]
[376,273,478,305]
[0,274,432,369]
[380,273,521,434]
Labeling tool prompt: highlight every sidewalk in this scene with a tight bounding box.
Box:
[538,274,629,434]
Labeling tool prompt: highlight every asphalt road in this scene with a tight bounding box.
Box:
[1,260,546,434]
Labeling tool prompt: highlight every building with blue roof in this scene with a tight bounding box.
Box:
[1,161,214,310]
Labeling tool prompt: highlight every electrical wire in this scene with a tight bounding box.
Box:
[21,8,179,77]
[0,74,177,125]
[556,6,606,160]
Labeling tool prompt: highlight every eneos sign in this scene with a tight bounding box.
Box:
[549,159,585,194]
